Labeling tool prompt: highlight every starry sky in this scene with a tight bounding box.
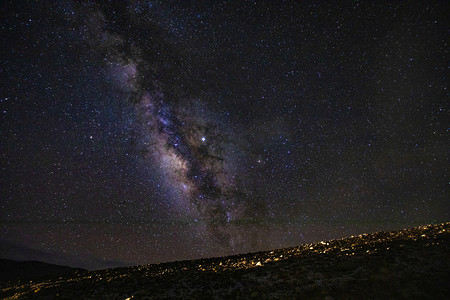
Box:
[1,1,448,270]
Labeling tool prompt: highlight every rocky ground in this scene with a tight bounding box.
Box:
[1,222,449,299]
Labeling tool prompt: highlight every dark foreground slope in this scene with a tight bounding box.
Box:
[1,223,449,299]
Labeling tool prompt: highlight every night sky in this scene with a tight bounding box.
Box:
[1,1,448,270]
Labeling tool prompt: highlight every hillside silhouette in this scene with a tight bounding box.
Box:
[1,222,449,299]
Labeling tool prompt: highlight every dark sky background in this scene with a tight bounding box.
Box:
[1,1,448,270]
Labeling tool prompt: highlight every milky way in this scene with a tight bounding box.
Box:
[108,55,249,250]
[136,90,247,249]
[81,2,264,254]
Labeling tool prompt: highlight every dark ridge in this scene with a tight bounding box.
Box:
[0,259,86,284]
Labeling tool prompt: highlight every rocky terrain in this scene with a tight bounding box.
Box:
[1,222,449,299]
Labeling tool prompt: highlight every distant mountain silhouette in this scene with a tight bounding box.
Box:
[0,240,127,270]
[0,259,86,283]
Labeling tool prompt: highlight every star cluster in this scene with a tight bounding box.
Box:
[0,1,448,269]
